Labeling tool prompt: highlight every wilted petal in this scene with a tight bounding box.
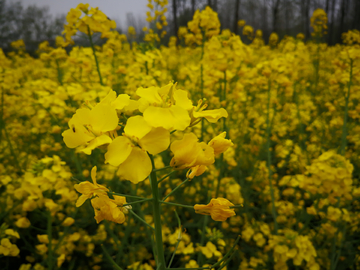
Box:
[117,147,152,184]
[105,136,133,166]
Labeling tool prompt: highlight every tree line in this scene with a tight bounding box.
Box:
[1,0,359,54]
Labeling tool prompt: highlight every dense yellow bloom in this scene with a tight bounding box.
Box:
[105,115,170,183]
[194,198,236,221]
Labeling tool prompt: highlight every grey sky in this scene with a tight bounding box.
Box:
[18,0,150,28]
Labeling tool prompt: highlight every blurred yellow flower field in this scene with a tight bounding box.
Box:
[1,1,360,270]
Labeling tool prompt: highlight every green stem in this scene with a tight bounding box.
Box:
[55,59,63,86]
[339,59,353,156]
[123,198,153,206]
[211,236,240,268]
[101,245,124,270]
[47,212,53,270]
[160,201,194,209]
[157,170,177,184]
[215,71,228,197]
[167,211,182,268]
[129,209,154,230]
[162,178,190,201]
[108,191,146,200]
[149,154,166,270]
[154,166,172,172]
[266,79,278,234]
[87,26,104,86]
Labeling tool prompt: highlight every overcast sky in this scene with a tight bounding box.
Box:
[17,0,150,28]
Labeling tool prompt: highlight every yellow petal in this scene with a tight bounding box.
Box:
[105,136,133,166]
[91,166,97,184]
[62,119,94,148]
[117,147,152,184]
[124,116,152,140]
[112,94,130,110]
[158,82,173,100]
[139,127,170,155]
[144,106,190,130]
[75,194,89,207]
[100,90,117,105]
[80,134,113,155]
[91,103,118,133]
[136,86,163,105]
[193,108,228,123]
[174,89,193,110]
[208,132,234,155]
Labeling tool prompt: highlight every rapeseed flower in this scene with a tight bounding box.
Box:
[105,115,170,183]
[194,198,236,221]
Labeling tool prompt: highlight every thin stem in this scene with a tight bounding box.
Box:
[108,191,146,200]
[167,211,181,268]
[129,209,155,230]
[339,59,353,156]
[123,198,153,207]
[160,201,194,209]
[47,212,53,270]
[101,245,124,270]
[158,170,177,184]
[149,154,166,270]
[162,178,190,201]
[167,241,180,268]
[211,236,240,268]
[154,166,172,172]
[266,79,278,235]
[87,26,103,86]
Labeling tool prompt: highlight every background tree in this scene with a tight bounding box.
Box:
[0,0,65,54]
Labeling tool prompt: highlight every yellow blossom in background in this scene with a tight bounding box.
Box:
[15,217,31,228]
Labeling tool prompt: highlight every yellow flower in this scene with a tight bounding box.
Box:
[137,82,191,131]
[74,166,109,207]
[194,198,236,221]
[15,217,31,228]
[170,132,214,170]
[0,238,20,256]
[199,241,221,258]
[190,99,228,125]
[62,92,119,155]
[105,115,170,184]
[91,195,127,224]
[62,217,75,226]
[208,132,234,155]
